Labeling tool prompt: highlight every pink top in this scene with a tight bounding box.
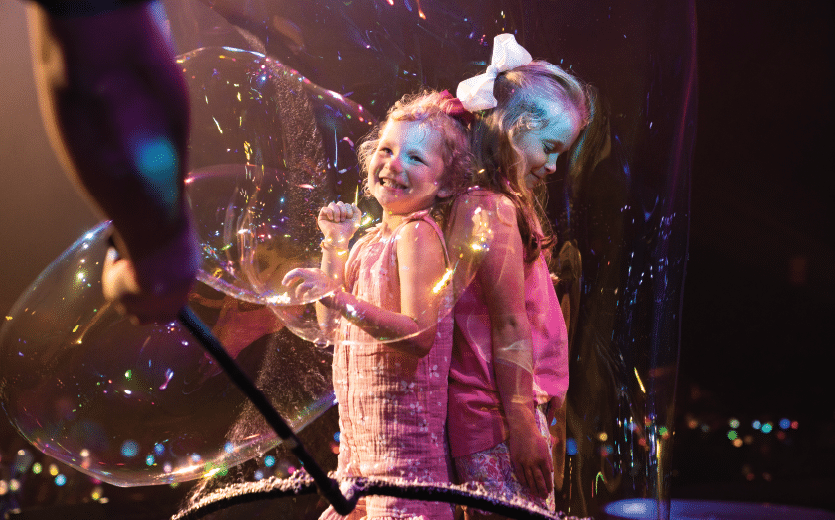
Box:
[447,191,569,458]
[326,210,454,520]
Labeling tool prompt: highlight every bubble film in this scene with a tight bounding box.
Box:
[0,223,334,486]
[180,46,489,346]
[180,47,374,304]
[159,0,696,518]
[0,43,494,491]
[3,0,696,517]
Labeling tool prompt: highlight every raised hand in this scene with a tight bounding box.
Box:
[318,201,362,248]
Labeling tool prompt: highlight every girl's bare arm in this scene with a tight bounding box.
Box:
[476,194,553,498]
[328,220,447,357]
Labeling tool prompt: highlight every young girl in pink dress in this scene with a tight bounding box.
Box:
[446,34,592,518]
[282,91,472,520]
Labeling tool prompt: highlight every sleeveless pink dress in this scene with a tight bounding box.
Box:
[320,210,454,520]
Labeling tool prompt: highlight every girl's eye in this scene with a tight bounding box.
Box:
[379,147,393,155]
[409,155,425,164]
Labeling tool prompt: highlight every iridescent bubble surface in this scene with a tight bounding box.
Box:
[181,47,374,306]
[0,44,494,489]
[160,1,696,518]
[4,1,696,518]
[0,223,333,486]
[181,46,488,345]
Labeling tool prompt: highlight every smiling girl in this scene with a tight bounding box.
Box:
[283,90,472,520]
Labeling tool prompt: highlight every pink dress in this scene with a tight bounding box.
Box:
[321,210,454,520]
[447,190,570,458]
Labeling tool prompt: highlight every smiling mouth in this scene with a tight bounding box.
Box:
[380,177,407,190]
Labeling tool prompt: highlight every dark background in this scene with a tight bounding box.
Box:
[1,0,833,516]
[671,0,835,511]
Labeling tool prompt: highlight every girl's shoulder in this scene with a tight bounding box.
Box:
[451,188,517,226]
[457,186,504,203]
[396,212,445,245]
[394,214,448,267]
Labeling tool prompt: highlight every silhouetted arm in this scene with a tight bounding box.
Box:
[29,0,199,322]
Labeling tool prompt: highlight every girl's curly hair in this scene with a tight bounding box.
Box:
[358,90,474,225]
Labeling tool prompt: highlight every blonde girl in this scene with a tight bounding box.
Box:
[447,34,591,518]
[283,90,472,520]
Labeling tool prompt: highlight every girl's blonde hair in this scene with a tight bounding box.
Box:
[470,61,593,263]
[358,90,473,223]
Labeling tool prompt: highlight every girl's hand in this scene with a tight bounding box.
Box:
[282,267,336,303]
[507,410,554,498]
[318,201,361,248]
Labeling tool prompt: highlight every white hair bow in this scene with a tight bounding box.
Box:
[456,34,533,112]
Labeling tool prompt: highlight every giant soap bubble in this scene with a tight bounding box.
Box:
[0,44,492,489]
[181,46,486,345]
[2,0,696,517]
[179,46,371,334]
[161,0,696,519]
[0,223,333,486]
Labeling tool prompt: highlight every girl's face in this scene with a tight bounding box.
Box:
[513,99,583,190]
[368,119,450,216]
